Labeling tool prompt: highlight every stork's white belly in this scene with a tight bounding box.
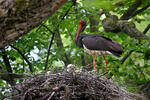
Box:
[83,45,111,56]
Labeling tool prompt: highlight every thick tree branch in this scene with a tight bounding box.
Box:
[0,73,28,81]
[102,15,150,41]
[0,0,68,48]
[10,44,33,73]
[143,24,150,34]
[120,0,142,20]
[120,21,150,41]
[131,4,150,18]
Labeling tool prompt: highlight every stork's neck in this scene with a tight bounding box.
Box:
[75,24,82,40]
[75,34,87,48]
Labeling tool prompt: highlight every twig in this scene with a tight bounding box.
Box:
[120,0,142,20]
[143,24,150,34]
[10,44,33,73]
[48,92,55,100]
[43,1,76,71]
[56,1,75,28]
[40,24,55,34]
[64,85,70,100]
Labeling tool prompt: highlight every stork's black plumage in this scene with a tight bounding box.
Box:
[75,20,123,73]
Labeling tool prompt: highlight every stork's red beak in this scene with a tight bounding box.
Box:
[75,22,82,40]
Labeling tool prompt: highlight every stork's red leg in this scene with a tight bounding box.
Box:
[92,53,96,72]
[103,56,107,76]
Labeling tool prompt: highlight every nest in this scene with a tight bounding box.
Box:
[9,71,145,100]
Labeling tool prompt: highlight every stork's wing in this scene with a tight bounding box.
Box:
[82,35,123,57]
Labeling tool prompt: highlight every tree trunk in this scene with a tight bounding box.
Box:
[0,0,67,48]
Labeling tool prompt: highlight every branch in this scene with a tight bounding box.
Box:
[56,1,75,28]
[120,50,144,65]
[10,45,33,73]
[115,50,134,69]
[143,24,150,34]
[120,50,134,64]
[120,0,142,20]
[1,49,12,73]
[43,1,75,71]
[108,50,145,79]
[41,24,55,71]
[131,4,150,18]
[1,49,15,85]
[0,73,28,81]
[108,50,134,79]
[102,15,150,41]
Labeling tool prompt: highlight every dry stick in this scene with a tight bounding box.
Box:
[10,44,33,73]
[48,92,55,100]
[143,24,150,34]
[43,1,76,71]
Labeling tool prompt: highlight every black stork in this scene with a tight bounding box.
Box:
[75,20,123,73]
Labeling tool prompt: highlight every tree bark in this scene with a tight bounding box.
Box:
[102,15,150,41]
[0,0,67,48]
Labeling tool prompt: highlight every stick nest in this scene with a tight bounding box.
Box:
[10,71,143,100]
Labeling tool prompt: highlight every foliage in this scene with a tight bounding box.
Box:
[0,0,150,96]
